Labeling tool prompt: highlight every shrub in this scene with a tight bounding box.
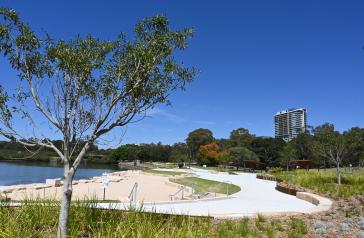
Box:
[268,167,284,173]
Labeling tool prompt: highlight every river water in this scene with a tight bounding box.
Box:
[0,161,118,186]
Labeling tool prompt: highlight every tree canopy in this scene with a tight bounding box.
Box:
[229,128,254,147]
[197,141,219,165]
[0,8,197,237]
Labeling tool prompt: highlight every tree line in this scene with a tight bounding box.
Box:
[0,140,99,152]
[111,124,364,175]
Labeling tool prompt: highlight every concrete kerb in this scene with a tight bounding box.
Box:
[140,195,236,206]
[295,192,332,213]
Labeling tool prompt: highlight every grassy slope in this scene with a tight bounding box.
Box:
[0,202,309,238]
[144,169,185,176]
[272,168,364,198]
[170,177,241,195]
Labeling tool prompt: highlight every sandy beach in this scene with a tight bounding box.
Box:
[0,170,190,202]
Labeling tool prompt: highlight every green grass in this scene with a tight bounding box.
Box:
[192,166,260,174]
[151,162,177,169]
[215,216,307,238]
[287,218,308,238]
[144,169,185,176]
[0,201,310,237]
[272,168,364,198]
[170,177,241,195]
[0,201,212,237]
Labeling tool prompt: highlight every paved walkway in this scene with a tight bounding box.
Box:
[99,168,317,217]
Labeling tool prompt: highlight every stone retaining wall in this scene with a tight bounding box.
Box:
[275,182,299,196]
[256,174,277,181]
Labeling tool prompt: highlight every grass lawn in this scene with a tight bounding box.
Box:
[271,167,364,198]
[170,177,241,195]
[151,162,177,169]
[193,166,260,174]
[144,169,185,176]
[0,201,309,238]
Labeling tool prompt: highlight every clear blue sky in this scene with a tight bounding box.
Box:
[1,0,364,147]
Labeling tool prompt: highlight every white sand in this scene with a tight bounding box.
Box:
[1,170,186,202]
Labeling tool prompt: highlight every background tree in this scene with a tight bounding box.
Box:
[197,141,219,165]
[109,145,129,162]
[344,127,364,166]
[313,123,347,184]
[359,154,364,167]
[229,128,254,147]
[292,132,316,161]
[142,142,171,162]
[216,138,233,151]
[280,142,297,171]
[0,9,196,237]
[216,150,230,168]
[251,137,285,168]
[169,142,188,163]
[228,146,258,170]
[186,128,213,167]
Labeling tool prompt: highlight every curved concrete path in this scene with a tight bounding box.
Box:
[99,168,329,217]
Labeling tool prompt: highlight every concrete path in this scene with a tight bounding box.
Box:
[99,168,317,217]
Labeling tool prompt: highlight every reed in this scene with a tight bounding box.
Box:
[0,200,309,238]
[272,168,364,198]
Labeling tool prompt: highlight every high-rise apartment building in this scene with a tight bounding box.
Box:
[274,108,307,142]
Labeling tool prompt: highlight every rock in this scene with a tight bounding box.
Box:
[12,187,25,191]
[3,188,14,193]
[314,221,326,229]
[46,178,62,187]
[357,231,364,238]
[344,218,354,226]
[359,219,364,230]
[340,223,350,231]
[315,227,326,234]
[326,222,336,229]
[321,216,331,221]
[314,221,327,234]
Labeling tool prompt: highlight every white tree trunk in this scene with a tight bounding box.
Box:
[336,164,341,185]
[57,164,73,238]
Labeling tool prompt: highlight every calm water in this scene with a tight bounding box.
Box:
[0,161,119,186]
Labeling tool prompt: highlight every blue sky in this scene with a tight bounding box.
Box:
[1,1,364,147]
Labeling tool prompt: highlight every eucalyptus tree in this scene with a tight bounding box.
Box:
[229,128,254,147]
[280,142,297,171]
[251,137,285,168]
[228,146,258,170]
[0,8,196,237]
[186,128,214,167]
[313,123,347,184]
[344,127,364,166]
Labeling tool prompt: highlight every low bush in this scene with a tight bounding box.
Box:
[268,167,284,173]
[272,168,364,198]
[0,201,311,237]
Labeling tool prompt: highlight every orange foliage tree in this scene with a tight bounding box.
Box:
[197,141,220,165]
